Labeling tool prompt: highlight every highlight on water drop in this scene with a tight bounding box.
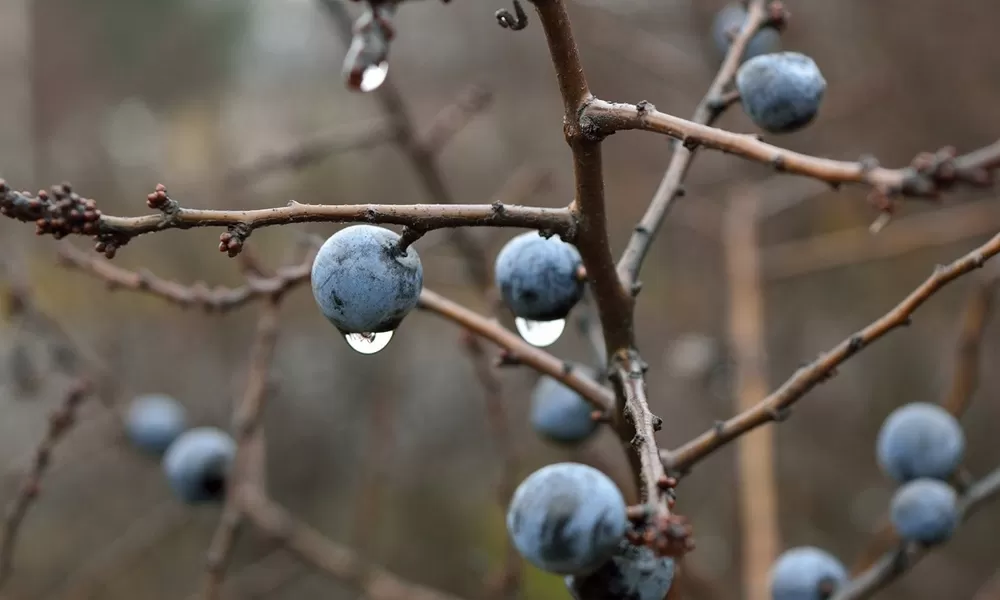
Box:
[358,61,389,93]
[515,318,566,348]
[344,330,394,355]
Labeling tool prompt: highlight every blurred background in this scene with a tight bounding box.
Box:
[0,0,999,598]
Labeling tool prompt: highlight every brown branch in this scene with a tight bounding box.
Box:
[530,0,681,550]
[0,179,575,256]
[973,569,1000,600]
[201,294,282,599]
[763,200,1000,280]
[616,0,770,286]
[224,117,396,187]
[723,189,778,600]
[0,378,91,587]
[56,243,311,312]
[418,288,613,410]
[832,466,1000,600]
[584,101,1000,199]
[239,487,467,600]
[664,230,1000,472]
[850,270,999,573]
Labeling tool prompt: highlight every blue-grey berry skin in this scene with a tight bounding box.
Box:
[735,52,826,134]
[125,394,187,455]
[565,540,675,600]
[530,367,599,445]
[711,4,781,63]
[494,232,584,322]
[506,462,627,576]
[311,225,423,334]
[769,547,848,600]
[876,402,965,483]
[890,478,959,545]
[162,427,236,504]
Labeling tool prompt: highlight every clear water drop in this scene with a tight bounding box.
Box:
[515,318,566,348]
[359,61,389,93]
[343,330,394,354]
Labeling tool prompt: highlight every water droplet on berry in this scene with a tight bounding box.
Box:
[343,330,394,354]
[515,318,565,348]
[358,61,389,93]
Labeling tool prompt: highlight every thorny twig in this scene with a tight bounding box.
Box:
[0,378,92,587]
[832,466,1000,600]
[664,232,1000,472]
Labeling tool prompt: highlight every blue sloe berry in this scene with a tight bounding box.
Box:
[506,462,627,575]
[125,393,187,455]
[494,231,584,322]
[890,478,959,545]
[530,366,599,445]
[162,427,236,504]
[769,546,848,600]
[711,4,781,63]
[876,402,965,483]
[565,539,675,600]
[311,225,423,334]
[735,52,827,134]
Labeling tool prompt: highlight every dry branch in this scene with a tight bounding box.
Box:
[0,378,91,587]
[617,0,772,287]
[664,231,1000,472]
[585,102,1000,201]
[833,466,1000,600]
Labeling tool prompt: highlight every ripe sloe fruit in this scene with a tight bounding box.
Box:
[565,539,675,600]
[890,478,959,545]
[530,366,599,445]
[769,546,848,600]
[125,393,187,455]
[876,402,965,483]
[494,231,584,322]
[711,4,781,63]
[311,225,423,334]
[162,427,236,504]
[506,462,627,575]
[735,52,826,134]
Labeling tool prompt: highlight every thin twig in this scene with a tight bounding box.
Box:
[201,293,283,599]
[0,378,92,587]
[0,180,575,256]
[664,231,1000,471]
[832,466,1000,600]
[850,270,999,573]
[617,0,771,287]
[723,189,778,600]
[584,102,1000,202]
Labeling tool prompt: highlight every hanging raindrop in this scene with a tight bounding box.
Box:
[515,317,566,348]
[344,330,394,355]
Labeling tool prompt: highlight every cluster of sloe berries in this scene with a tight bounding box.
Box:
[125,394,236,504]
[765,402,967,599]
[712,2,827,135]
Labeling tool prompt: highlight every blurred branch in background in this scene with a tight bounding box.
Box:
[763,199,1000,281]
[0,378,91,587]
[722,187,778,600]
[850,269,1000,574]
[973,569,1000,600]
[834,466,1000,600]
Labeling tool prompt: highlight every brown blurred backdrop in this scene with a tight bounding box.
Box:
[0,0,999,598]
